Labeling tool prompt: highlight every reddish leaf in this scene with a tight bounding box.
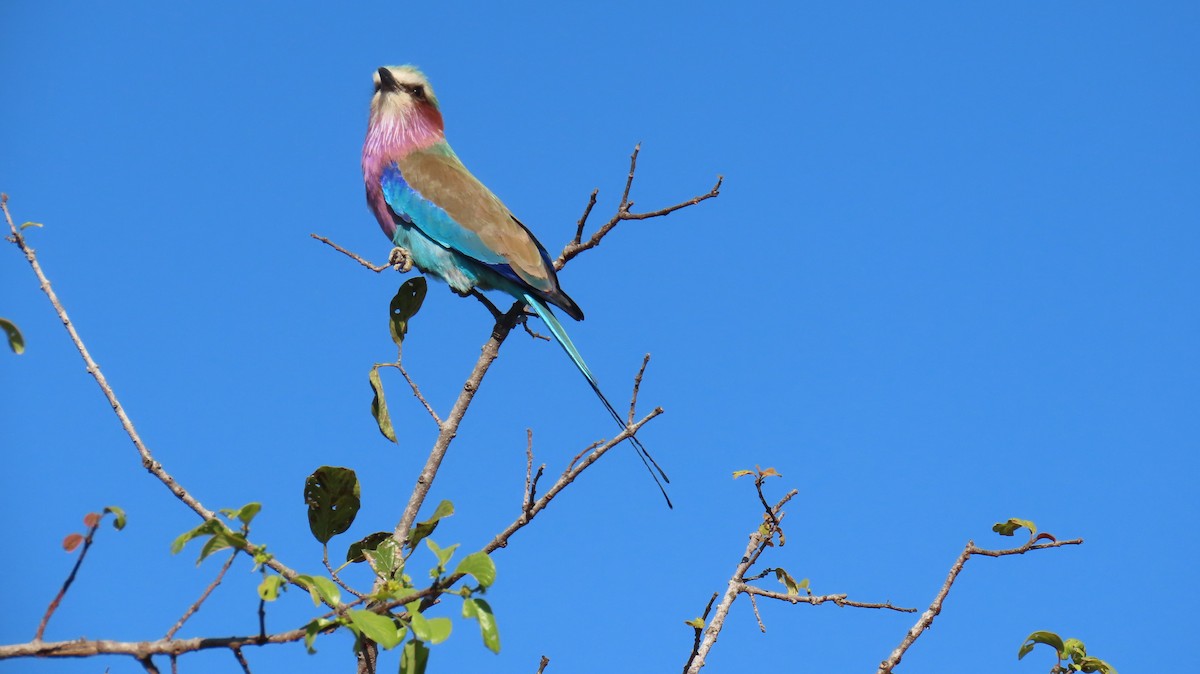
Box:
[63,533,84,552]
[83,512,101,528]
[1034,532,1057,543]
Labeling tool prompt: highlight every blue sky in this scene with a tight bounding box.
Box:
[2,2,1196,673]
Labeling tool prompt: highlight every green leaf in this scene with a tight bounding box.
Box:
[684,617,705,629]
[1063,638,1087,663]
[304,466,361,544]
[424,617,452,645]
[347,531,393,563]
[462,597,500,653]
[258,574,286,601]
[104,505,126,530]
[425,539,459,575]
[992,518,1037,538]
[19,221,43,230]
[400,639,430,674]
[389,277,428,346]
[1019,631,1065,660]
[408,609,432,641]
[774,568,802,596]
[197,530,247,563]
[369,367,397,443]
[1078,656,1117,674]
[731,469,753,479]
[365,538,402,579]
[348,609,404,650]
[0,318,24,355]
[406,500,454,550]
[304,617,338,654]
[295,574,342,607]
[454,552,496,588]
[170,519,224,555]
[234,502,261,526]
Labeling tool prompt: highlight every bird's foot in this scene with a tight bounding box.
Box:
[388,247,414,273]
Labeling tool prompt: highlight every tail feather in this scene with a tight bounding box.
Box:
[523,293,672,508]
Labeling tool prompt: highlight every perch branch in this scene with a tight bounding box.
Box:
[877,536,1084,673]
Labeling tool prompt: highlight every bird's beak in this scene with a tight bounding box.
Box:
[376,67,399,93]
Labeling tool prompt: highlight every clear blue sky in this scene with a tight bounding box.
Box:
[3,2,1196,673]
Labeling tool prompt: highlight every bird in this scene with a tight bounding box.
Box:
[361,65,670,505]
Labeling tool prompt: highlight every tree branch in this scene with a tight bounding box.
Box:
[164,549,238,639]
[877,536,1084,673]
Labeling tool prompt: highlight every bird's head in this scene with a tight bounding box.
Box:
[370,65,443,131]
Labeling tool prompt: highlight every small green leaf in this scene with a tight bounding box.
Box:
[389,277,428,346]
[454,552,496,588]
[992,518,1037,538]
[369,367,397,443]
[408,609,432,641]
[304,466,361,544]
[348,609,404,650]
[347,531,392,563]
[258,574,286,601]
[365,538,402,579]
[425,539,459,575]
[774,568,802,596]
[1077,656,1117,674]
[462,597,500,653]
[295,574,342,607]
[1063,638,1087,663]
[1019,631,1065,660]
[0,318,24,355]
[170,519,224,555]
[685,617,705,629]
[400,639,430,674]
[19,221,43,230]
[304,617,338,654]
[425,617,452,645]
[104,505,126,530]
[406,500,454,550]
[235,502,261,525]
[197,530,247,563]
[732,470,753,479]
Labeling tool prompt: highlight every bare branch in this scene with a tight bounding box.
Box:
[629,353,651,424]
[310,234,394,272]
[877,537,1084,673]
[322,545,365,600]
[164,549,238,639]
[232,646,252,674]
[554,147,722,270]
[537,655,551,674]
[397,362,443,428]
[740,585,915,613]
[747,592,766,633]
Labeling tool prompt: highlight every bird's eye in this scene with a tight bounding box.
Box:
[410,85,426,100]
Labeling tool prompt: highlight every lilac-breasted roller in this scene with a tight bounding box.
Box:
[361,65,669,504]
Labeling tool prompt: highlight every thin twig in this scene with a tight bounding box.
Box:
[310,234,393,272]
[164,549,238,639]
[232,646,251,674]
[747,592,766,633]
[571,190,599,247]
[397,362,442,427]
[523,430,535,513]
[877,537,1084,673]
[740,585,915,613]
[629,353,650,425]
[322,545,365,599]
[537,655,551,674]
[35,520,102,640]
[554,147,722,270]
[138,656,160,674]
[683,592,720,674]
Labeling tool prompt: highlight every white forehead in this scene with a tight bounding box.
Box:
[372,65,430,89]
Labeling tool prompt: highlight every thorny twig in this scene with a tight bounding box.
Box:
[877,536,1084,673]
